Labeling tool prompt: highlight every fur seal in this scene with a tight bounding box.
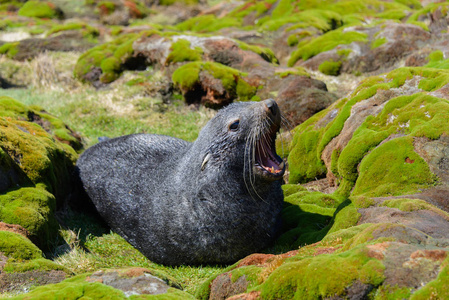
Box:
[77,99,285,265]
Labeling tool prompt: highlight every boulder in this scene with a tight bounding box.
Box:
[300,22,432,75]
[0,96,81,248]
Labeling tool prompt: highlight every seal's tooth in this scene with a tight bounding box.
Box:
[279,161,285,170]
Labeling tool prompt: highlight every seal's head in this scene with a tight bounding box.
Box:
[188,99,285,193]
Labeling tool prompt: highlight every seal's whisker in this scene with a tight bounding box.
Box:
[243,127,258,203]
[280,113,294,132]
[248,127,267,203]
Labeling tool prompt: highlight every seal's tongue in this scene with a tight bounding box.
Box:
[255,135,285,175]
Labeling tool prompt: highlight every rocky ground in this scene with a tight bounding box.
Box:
[1,0,449,299]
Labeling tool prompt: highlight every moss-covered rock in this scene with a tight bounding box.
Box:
[74,31,145,84]
[17,1,63,19]
[46,22,99,39]
[3,269,195,299]
[172,61,257,108]
[288,28,368,66]
[0,187,58,249]
[0,96,80,249]
[0,231,42,261]
[318,59,342,75]
[76,30,278,86]
[288,66,449,188]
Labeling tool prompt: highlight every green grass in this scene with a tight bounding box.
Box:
[50,209,226,295]
[0,86,214,148]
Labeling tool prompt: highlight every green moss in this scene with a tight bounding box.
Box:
[318,60,342,76]
[237,41,279,65]
[165,39,203,64]
[228,0,276,19]
[275,190,349,248]
[287,34,299,46]
[340,223,396,251]
[236,77,257,101]
[131,288,196,299]
[0,42,19,59]
[0,187,58,248]
[260,9,343,32]
[425,58,449,70]
[341,92,449,194]
[195,262,239,300]
[350,195,376,208]
[172,61,256,103]
[321,223,373,245]
[275,67,309,78]
[46,22,99,38]
[259,244,385,299]
[336,48,352,57]
[381,198,449,219]
[353,136,435,197]
[338,123,390,184]
[4,258,69,273]
[204,62,246,91]
[376,9,408,20]
[330,148,340,179]
[4,269,195,299]
[385,67,449,92]
[0,97,79,248]
[277,202,332,247]
[326,202,361,236]
[408,2,449,23]
[175,14,240,33]
[371,37,387,49]
[285,190,344,209]
[0,117,77,194]
[74,32,145,83]
[171,61,202,90]
[230,265,262,290]
[288,67,449,189]
[281,184,307,197]
[287,98,352,184]
[0,231,42,261]
[100,56,121,83]
[410,256,449,299]
[159,0,198,5]
[409,20,429,31]
[428,50,444,62]
[288,128,327,183]
[394,0,422,9]
[17,1,62,19]
[327,0,411,15]
[97,1,116,15]
[375,285,412,299]
[288,29,368,66]
[0,96,82,150]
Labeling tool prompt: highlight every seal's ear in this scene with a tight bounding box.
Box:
[201,153,211,171]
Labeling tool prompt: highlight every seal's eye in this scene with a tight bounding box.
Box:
[229,120,240,131]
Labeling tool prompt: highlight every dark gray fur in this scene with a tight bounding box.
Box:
[77,100,284,265]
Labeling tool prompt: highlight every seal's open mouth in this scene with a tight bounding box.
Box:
[255,133,285,178]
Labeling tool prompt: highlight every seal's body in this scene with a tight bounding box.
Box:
[77,99,285,265]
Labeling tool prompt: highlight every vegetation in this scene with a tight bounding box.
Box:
[2,0,449,298]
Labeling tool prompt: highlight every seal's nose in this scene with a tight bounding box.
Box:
[264,99,279,116]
